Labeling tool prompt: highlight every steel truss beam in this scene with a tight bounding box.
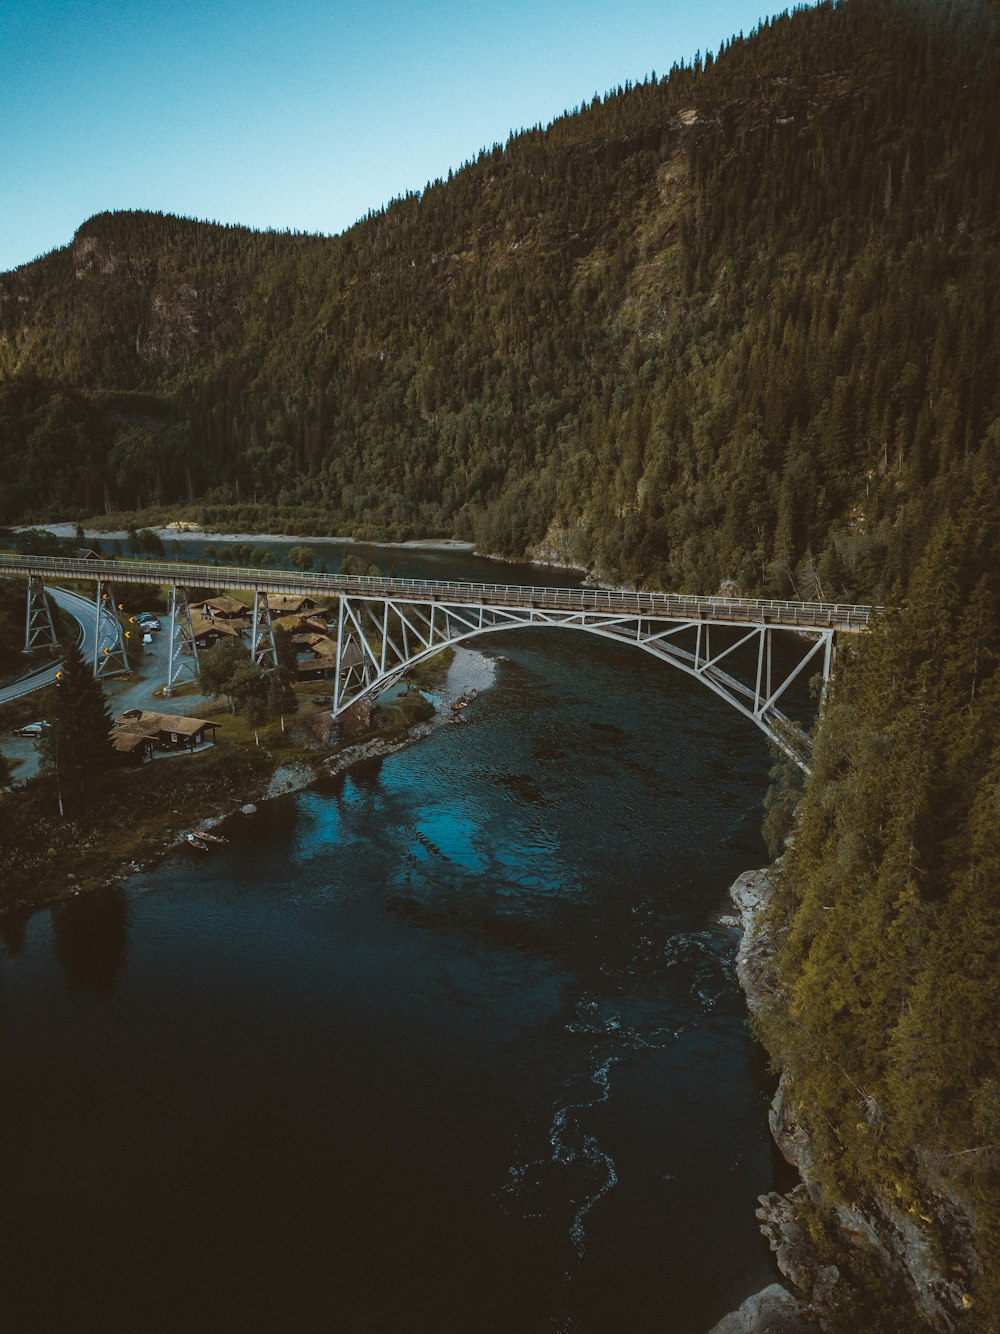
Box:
[165,585,199,696]
[328,597,836,770]
[24,576,59,653]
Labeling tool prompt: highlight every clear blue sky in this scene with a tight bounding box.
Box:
[2,0,788,273]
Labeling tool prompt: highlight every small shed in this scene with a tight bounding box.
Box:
[111,730,154,764]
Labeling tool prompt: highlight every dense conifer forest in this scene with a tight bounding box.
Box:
[2,0,999,1325]
[2,0,997,605]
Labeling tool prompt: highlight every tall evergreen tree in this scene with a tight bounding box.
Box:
[44,639,114,809]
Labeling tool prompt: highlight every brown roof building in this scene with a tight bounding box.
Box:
[267,594,326,616]
[274,614,329,636]
[295,641,362,680]
[191,615,244,649]
[189,597,249,620]
[113,709,219,757]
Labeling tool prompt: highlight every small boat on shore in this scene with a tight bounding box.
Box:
[184,832,209,853]
[192,829,227,844]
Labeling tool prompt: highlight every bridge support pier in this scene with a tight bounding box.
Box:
[165,586,199,696]
[24,577,59,654]
[251,591,278,669]
[93,580,130,679]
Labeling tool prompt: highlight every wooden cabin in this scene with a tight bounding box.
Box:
[266,593,326,616]
[111,730,154,764]
[113,709,218,755]
[273,614,329,636]
[190,615,244,649]
[189,597,249,621]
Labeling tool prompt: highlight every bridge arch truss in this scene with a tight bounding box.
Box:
[332,594,834,769]
[0,553,873,768]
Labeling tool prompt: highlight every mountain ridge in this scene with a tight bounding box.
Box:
[3,0,995,608]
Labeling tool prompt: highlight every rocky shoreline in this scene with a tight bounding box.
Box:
[3,647,495,917]
[707,869,816,1333]
[711,867,981,1333]
[123,661,488,886]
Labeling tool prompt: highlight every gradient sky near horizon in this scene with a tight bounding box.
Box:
[3,0,790,274]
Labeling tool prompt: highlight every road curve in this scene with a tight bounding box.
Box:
[0,587,121,705]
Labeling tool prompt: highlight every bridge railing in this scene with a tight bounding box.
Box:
[0,552,877,630]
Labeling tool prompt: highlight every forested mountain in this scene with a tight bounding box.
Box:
[2,0,998,607]
[3,0,1000,1326]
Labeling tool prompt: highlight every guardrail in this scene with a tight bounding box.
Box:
[0,553,877,631]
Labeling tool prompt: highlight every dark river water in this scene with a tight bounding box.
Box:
[0,541,781,1333]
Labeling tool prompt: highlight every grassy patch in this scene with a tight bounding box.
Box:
[406,646,455,690]
[0,743,275,910]
[151,680,203,699]
[0,686,57,733]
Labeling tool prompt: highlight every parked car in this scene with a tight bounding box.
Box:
[13,720,49,738]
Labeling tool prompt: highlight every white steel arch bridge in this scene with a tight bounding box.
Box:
[0,552,877,770]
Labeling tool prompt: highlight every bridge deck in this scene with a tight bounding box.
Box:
[0,553,875,632]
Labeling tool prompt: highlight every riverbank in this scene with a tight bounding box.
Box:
[0,645,495,918]
[8,522,596,579]
[12,521,477,554]
[707,870,814,1333]
[715,867,982,1334]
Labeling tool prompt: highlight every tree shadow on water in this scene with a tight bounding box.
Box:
[50,887,130,1001]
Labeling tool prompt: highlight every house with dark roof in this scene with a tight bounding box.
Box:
[267,593,326,616]
[189,597,249,621]
[113,709,219,758]
[190,615,244,650]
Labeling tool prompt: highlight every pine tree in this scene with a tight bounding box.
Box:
[44,640,114,811]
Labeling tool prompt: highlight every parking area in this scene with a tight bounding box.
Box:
[1,623,215,786]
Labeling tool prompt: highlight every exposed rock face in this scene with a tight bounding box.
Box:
[720,867,981,1333]
[524,518,589,570]
[707,1283,814,1334]
[756,1185,839,1308]
[729,868,778,1017]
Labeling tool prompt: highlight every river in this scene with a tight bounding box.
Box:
[0,541,781,1332]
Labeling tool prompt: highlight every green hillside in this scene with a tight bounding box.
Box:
[2,0,997,606]
[2,0,1000,1325]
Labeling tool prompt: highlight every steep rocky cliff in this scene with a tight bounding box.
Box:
[726,869,985,1332]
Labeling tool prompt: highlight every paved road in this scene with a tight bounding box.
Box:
[1,596,212,784]
[0,586,120,705]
